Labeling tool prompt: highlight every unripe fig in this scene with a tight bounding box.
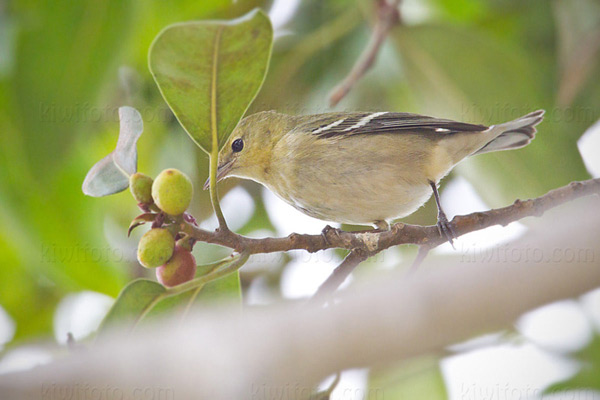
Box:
[151,168,193,215]
[129,172,154,204]
[137,228,175,268]
[156,246,197,287]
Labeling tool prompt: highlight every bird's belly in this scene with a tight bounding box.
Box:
[271,169,433,226]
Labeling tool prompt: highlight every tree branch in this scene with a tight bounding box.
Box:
[329,0,402,107]
[183,178,600,258]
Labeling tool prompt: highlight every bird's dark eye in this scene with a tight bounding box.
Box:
[232,138,244,152]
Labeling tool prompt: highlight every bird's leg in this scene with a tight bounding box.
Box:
[428,180,456,248]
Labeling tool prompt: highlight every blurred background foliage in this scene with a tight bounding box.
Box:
[0,0,598,396]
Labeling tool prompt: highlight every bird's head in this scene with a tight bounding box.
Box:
[203,111,292,189]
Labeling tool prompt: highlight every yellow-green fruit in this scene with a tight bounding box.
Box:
[137,228,175,268]
[156,246,197,287]
[152,169,193,215]
[129,173,154,204]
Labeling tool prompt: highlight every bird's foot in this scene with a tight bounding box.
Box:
[321,225,342,245]
[373,220,391,231]
[436,212,456,249]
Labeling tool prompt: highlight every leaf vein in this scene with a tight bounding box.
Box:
[211,26,224,151]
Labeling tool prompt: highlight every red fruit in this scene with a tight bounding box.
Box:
[156,246,196,287]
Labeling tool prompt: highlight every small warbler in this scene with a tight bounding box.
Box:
[206,110,544,242]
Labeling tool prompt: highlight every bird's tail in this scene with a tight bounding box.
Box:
[474,110,545,155]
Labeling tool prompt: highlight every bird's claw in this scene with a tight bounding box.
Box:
[436,212,456,249]
[321,224,342,245]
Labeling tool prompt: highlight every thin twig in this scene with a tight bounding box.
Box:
[329,0,402,106]
[409,245,431,274]
[310,250,370,304]
[322,372,341,398]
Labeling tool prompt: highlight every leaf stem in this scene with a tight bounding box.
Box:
[209,152,228,230]
[209,26,228,231]
[165,251,249,296]
[196,255,238,276]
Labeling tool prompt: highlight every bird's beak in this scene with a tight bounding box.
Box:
[203,159,233,190]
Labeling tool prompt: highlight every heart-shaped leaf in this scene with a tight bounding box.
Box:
[82,106,143,197]
[148,9,273,153]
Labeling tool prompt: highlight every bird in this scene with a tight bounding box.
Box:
[205,109,545,243]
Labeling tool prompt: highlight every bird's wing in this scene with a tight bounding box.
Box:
[303,112,487,139]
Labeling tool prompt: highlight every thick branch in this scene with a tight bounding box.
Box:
[2,203,599,400]
[329,0,402,106]
[184,178,600,257]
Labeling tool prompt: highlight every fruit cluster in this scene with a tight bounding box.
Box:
[130,169,197,287]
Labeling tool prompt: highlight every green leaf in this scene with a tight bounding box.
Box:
[544,334,600,394]
[144,271,242,322]
[148,9,273,153]
[195,270,241,303]
[99,258,244,334]
[9,0,134,175]
[97,279,166,335]
[545,368,600,394]
[82,106,143,197]
[369,357,447,400]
